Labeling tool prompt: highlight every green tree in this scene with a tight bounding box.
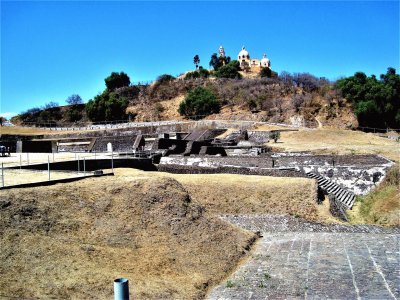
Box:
[270,131,280,143]
[86,91,128,122]
[65,94,83,122]
[209,53,231,71]
[214,60,242,79]
[260,67,272,78]
[105,72,131,91]
[336,67,400,128]
[193,55,200,70]
[178,87,220,118]
[209,53,219,70]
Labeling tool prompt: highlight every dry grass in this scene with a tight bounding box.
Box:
[0,174,256,299]
[0,126,78,136]
[277,128,399,162]
[113,169,330,223]
[348,165,400,226]
[159,95,185,120]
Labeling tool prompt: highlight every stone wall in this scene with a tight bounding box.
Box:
[329,194,349,221]
[159,154,394,195]
[91,136,137,152]
[158,164,306,177]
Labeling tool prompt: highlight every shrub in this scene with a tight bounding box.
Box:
[66,108,82,122]
[260,67,272,78]
[105,72,131,91]
[154,102,164,114]
[184,68,209,79]
[270,131,280,143]
[156,74,175,84]
[178,87,220,118]
[214,60,242,79]
[86,91,128,122]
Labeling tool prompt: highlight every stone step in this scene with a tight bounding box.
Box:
[336,189,347,200]
[306,172,356,209]
[326,184,338,193]
[338,190,348,201]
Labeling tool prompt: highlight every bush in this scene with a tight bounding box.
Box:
[154,102,164,114]
[214,60,242,79]
[178,87,220,118]
[105,72,131,91]
[184,68,210,79]
[270,131,280,143]
[260,67,272,78]
[66,108,82,122]
[156,74,175,84]
[86,91,128,122]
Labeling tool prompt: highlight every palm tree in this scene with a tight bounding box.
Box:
[193,55,200,70]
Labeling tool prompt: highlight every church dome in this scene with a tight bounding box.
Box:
[238,46,250,60]
[260,54,270,67]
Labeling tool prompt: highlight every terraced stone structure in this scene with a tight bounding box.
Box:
[159,154,394,210]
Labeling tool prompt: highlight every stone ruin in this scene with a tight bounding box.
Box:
[2,127,395,218]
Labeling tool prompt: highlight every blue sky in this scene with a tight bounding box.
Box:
[1,1,399,118]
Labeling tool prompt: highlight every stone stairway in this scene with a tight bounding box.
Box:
[306,172,356,209]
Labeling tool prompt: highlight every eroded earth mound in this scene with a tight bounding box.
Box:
[0,176,256,299]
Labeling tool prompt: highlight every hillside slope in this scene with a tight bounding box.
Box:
[10,76,358,128]
[118,77,358,128]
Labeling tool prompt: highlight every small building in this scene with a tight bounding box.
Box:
[237,46,271,73]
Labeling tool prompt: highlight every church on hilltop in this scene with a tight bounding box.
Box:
[219,45,271,73]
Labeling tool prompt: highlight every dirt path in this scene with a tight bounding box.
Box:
[315,117,323,128]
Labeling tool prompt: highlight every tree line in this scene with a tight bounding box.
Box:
[12,67,399,130]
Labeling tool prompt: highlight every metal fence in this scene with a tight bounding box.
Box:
[0,152,116,188]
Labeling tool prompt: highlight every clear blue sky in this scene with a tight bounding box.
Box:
[1,1,399,118]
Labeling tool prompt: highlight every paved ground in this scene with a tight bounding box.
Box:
[208,215,399,300]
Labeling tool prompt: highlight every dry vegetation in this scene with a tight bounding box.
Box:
[113,169,336,223]
[116,77,358,128]
[0,125,97,136]
[348,165,400,226]
[1,126,65,136]
[0,175,256,299]
[275,128,399,162]
[0,169,331,299]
